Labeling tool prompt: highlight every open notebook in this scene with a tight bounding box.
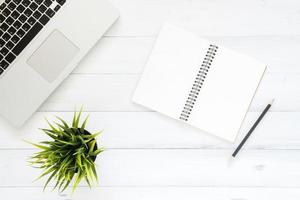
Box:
[133,24,266,142]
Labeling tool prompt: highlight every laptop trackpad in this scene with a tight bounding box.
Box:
[27,30,79,83]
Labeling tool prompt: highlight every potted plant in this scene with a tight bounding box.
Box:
[27,109,103,193]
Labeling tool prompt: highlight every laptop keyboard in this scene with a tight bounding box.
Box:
[0,0,66,75]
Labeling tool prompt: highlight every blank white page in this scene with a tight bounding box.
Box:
[133,24,210,119]
[189,46,266,142]
[133,24,266,142]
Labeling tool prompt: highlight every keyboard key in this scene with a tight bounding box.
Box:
[0,47,9,56]
[13,0,21,4]
[35,0,44,3]
[0,60,9,70]
[0,68,4,75]
[5,0,10,3]
[16,29,25,38]
[22,23,30,31]
[16,4,25,12]
[0,30,3,37]
[11,10,20,19]
[24,8,33,17]
[13,20,21,29]
[5,16,14,25]
[0,23,9,32]
[5,53,16,63]
[33,10,42,19]
[0,15,5,23]
[0,3,6,10]
[0,39,5,48]
[8,27,17,35]
[29,2,38,11]
[44,0,52,7]
[35,0,44,4]
[2,33,11,41]
[28,16,36,25]
[22,0,30,7]
[19,14,27,23]
[12,22,43,55]
[2,8,11,17]
[6,41,14,49]
[7,2,16,11]
[46,8,55,18]
[39,15,49,25]
[11,35,20,43]
[54,5,60,12]
[57,0,66,6]
[38,4,47,13]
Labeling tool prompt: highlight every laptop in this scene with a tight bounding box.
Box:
[0,0,119,126]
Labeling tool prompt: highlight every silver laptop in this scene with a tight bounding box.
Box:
[0,0,119,126]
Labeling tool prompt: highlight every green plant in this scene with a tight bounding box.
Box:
[27,109,103,193]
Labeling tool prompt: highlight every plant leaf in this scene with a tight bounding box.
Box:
[45,118,59,132]
[43,168,58,191]
[72,170,84,193]
[36,166,56,181]
[60,170,75,192]
[88,140,96,154]
[90,161,98,183]
[76,154,83,170]
[90,148,104,156]
[72,110,77,128]
[26,141,49,150]
[78,135,88,149]
[80,114,89,133]
[75,106,83,129]
[55,116,69,129]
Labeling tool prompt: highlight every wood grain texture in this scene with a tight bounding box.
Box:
[0,187,300,200]
[105,0,300,36]
[0,111,298,149]
[76,36,300,74]
[1,187,300,200]
[36,73,299,112]
[0,149,300,187]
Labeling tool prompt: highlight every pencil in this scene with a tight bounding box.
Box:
[232,99,274,158]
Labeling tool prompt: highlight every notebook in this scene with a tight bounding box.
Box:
[132,24,266,142]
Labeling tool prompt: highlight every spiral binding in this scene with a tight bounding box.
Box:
[179,44,219,121]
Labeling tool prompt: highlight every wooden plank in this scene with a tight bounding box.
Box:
[105,0,300,36]
[1,149,300,187]
[37,73,299,112]
[75,36,300,74]
[0,187,300,200]
[1,112,299,149]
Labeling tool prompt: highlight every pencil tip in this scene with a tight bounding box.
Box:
[270,99,275,105]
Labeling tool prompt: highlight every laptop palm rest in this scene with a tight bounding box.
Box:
[27,30,79,83]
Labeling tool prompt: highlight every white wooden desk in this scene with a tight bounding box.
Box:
[1,0,300,199]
